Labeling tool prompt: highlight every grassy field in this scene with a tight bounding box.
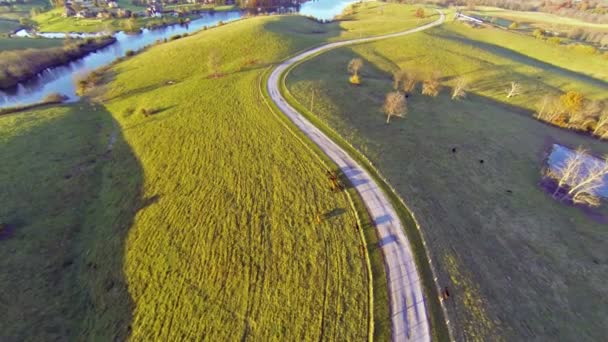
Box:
[0,18,20,34]
[286,19,608,341]
[471,6,608,29]
[0,36,64,51]
[447,17,608,82]
[0,0,48,21]
[0,103,129,340]
[32,8,197,33]
[0,2,434,339]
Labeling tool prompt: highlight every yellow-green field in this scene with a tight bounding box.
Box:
[0,3,433,340]
[472,6,608,29]
[286,18,608,341]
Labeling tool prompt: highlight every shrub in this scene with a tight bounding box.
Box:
[533,28,545,39]
[43,92,67,103]
[349,74,361,85]
[548,37,562,45]
[508,22,519,29]
[569,44,597,54]
[560,91,585,115]
[125,49,135,56]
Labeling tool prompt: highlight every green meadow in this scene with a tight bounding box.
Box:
[472,6,608,29]
[0,3,433,340]
[0,36,64,51]
[286,19,608,341]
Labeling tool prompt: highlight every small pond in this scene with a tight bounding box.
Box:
[546,144,608,198]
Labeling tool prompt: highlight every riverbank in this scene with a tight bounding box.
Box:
[0,36,116,90]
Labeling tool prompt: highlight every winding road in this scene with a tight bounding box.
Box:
[267,10,446,342]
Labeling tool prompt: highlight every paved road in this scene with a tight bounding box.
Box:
[267,11,445,342]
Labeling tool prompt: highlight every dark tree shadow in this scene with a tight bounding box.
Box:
[0,104,141,340]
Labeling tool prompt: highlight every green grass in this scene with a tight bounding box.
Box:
[32,8,195,33]
[0,36,64,51]
[0,102,127,340]
[286,19,608,341]
[330,2,438,40]
[471,6,608,29]
[0,3,443,340]
[0,0,48,21]
[445,20,608,82]
[0,18,20,34]
[97,15,371,341]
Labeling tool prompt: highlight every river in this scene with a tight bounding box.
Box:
[0,0,357,108]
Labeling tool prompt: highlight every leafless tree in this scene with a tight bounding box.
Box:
[567,157,608,206]
[383,91,407,124]
[451,76,469,100]
[593,109,608,138]
[401,70,418,93]
[392,69,404,90]
[535,95,563,123]
[208,50,221,78]
[348,58,363,77]
[548,147,608,207]
[506,81,521,98]
[569,99,602,128]
[422,71,441,97]
[547,147,587,197]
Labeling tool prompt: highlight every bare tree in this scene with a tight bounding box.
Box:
[535,95,563,124]
[567,157,608,206]
[208,50,221,78]
[422,71,441,97]
[570,99,602,129]
[547,147,587,197]
[383,91,407,124]
[593,109,608,138]
[392,69,404,90]
[348,58,363,77]
[506,81,521,98]
[451,76,469,100]
[547,147,608,207]
[402,70,418,93]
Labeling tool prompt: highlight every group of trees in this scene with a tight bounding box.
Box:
[402,0,608,24]
[546,147,608,207]
[535,91,608,140]
[381,64,471,124]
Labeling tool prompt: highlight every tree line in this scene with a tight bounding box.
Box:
[391,0,608,24]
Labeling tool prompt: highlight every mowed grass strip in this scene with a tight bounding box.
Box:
[286,22,608,341]
[98,15,371,340]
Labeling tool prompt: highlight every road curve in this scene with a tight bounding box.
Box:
[267,10,445,342]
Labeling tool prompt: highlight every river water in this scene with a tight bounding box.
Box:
[0,0,357,108]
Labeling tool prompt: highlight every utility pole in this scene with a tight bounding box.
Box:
[309,87,315,113]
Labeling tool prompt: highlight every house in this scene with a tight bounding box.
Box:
[146,1,163,17]
[76,9,94,18]
[97,10,113,19]
[455,12,484,25]
[63,5,76,17]
[117,8,132,18]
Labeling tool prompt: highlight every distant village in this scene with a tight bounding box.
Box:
[60,0,303,20]
[61,0,237,20]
